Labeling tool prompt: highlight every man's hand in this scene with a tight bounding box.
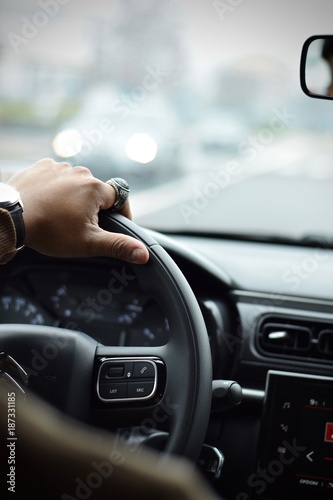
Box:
[8,158,149,264]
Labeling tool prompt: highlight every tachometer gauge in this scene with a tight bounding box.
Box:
[0,288,53,325]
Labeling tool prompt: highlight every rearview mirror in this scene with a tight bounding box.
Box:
[300,35,333,100]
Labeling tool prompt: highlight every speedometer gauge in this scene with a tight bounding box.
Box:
[0,288,53,325]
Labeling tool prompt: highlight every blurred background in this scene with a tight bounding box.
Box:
[1,0,333,238]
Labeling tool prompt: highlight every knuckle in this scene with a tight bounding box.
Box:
[72,165,92,176]
[59,161,72,169]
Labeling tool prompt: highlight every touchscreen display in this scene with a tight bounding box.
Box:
[255,371,333,500]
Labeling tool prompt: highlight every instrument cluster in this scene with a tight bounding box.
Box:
[0,263,169,347]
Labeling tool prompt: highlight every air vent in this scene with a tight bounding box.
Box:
[257,315,333,363]
[260,323,311,353]
[318,330,333,357]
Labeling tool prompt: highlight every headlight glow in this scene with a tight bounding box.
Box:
[52,128,83,158]
[125,133,157,164]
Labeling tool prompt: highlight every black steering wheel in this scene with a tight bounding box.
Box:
[0,211,212,463]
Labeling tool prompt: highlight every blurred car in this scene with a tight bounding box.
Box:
[51,95,182,186]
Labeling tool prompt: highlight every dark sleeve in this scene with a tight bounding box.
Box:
[0,386,221,500]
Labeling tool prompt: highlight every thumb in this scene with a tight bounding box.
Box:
[90,228,149,264]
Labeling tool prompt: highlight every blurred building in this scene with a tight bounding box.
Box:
[0,0,187,127]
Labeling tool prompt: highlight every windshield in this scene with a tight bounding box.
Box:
[1,0,333,242]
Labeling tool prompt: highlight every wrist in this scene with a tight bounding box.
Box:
[0,182,25,264]
[0,208,17,264]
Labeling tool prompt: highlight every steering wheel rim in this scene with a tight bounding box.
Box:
[0,211,212,463]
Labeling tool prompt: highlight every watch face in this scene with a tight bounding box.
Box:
[0,182,20,208]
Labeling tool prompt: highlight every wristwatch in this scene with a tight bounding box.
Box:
[0,183,25,249]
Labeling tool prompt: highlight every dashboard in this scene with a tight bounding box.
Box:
[1,231,333,500]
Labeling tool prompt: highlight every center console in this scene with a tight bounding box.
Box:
[256,371,333,499]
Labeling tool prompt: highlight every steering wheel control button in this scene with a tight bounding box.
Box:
[133,361,155,378]
[99,382,127,400]
[100,361,133,380]
[128,381,155,398]
[108,365,124,378]
[97,358,158,402]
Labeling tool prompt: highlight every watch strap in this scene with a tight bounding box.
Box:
[10,203,25,249]
[0,208,17,264]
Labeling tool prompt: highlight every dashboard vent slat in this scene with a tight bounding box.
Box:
[261,322,311,353]
[256,315,333,363]
[318,330,333,357]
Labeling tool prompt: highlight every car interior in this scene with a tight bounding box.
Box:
[1,1,333,499]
